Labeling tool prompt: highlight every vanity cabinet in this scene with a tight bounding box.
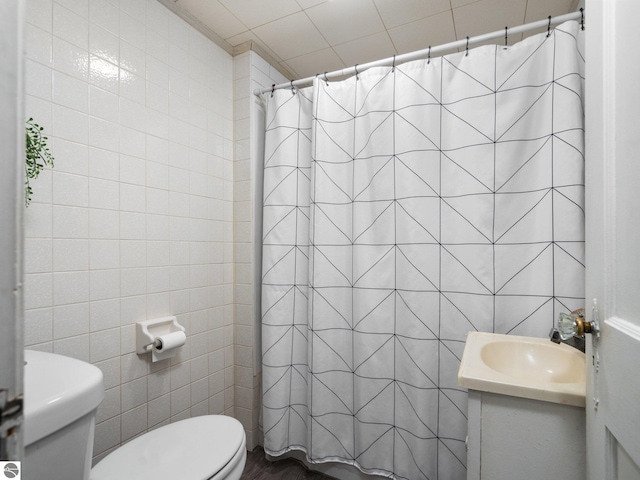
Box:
[466,390,586,480]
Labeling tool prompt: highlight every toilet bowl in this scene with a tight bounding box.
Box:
[23,350,247,480]
[91,415,247,480]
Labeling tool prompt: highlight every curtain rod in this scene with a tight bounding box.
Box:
[254,10,584,95]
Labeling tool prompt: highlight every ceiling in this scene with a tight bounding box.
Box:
[168,0,580,80]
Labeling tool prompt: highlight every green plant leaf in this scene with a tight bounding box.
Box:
[25,118,54,207]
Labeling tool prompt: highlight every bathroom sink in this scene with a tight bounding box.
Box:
[458,332,586,407]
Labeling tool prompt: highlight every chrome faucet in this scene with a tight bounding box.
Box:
[549,308,588,353]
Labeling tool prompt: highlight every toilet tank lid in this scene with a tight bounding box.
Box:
[24,350,104,446]
[90,416,246,480]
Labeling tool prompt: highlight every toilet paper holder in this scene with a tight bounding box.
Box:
[136,316,186,358]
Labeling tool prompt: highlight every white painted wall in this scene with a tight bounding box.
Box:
[23,0,235,463]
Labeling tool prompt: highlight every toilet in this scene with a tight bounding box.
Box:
[24,350,247,480]
[91,416,246,480]
[24,350,104,480]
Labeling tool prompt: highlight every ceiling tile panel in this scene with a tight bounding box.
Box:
[225,30,260,48]
[373,0,451,29]
[451,0,483,8]
[305,0,386,45]
[296,0,328,9]
[219,0,301,29]
[388,10,456,56]
[523,0,577,38]
[525,0,575,21]
[176,0,248,39]
[453,0,528,40]
[253,11,329,60]
[333,31,397,67]
[285,47,346,78]
[166,0,577,84]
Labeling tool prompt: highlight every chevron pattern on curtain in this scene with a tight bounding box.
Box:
[261,21,585,480]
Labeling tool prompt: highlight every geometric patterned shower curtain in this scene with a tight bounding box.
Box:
[262,21,585,480]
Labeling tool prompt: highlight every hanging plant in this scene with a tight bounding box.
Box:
[25,117,54,206]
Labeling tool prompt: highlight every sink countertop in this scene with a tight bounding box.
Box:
[457,331,586,407]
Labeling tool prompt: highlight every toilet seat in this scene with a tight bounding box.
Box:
[91,415,246,480]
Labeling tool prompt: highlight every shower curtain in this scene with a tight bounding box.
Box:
[261,21,585,480]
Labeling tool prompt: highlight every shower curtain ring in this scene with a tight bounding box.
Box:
[392,55,396,72]
[547,16,552,37]
[580,8,585,30]
[504,26,508,48]
[291,80,295,95]
[324,71,329,86]
[270,83,275,98]
[427,46,431,64]
[355,64,359,80]
[465,36,469,56]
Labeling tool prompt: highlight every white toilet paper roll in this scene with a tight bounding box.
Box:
[155,331,186,351]
[151,331,186,362]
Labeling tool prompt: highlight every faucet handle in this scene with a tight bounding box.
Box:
[549,327,562,344]
[558,312,576,340]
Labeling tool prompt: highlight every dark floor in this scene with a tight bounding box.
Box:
[241,447,334,480]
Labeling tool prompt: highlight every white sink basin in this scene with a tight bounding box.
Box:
[458,332,586,406]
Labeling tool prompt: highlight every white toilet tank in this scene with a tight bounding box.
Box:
[23,350,104,480]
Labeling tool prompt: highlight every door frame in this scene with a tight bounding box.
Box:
[585,0,640,478]
[0,0,25,462]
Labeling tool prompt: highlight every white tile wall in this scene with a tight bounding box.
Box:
[233,50,287,450]
[24,0,235,463]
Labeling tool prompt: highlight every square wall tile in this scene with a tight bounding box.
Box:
[24,0,240,465]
